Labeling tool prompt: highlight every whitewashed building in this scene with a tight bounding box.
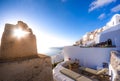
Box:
[53,14,120,81]
[96,14,120,48]
[66,14,120,80]
[106,14,120,28]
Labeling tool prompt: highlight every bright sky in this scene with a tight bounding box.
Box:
[0,0,120,53]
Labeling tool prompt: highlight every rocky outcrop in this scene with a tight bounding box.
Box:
[0,21,37,60]
[110,51,120,81]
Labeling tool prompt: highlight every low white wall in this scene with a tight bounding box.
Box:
[53,62,74,81]
[63,46,116,69]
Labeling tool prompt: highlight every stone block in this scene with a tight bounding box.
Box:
[0,21,53,81]
[0,21,37,60]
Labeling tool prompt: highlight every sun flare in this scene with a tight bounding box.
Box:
[13,28,28,39]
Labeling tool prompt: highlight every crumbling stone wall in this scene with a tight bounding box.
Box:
[110,51,120,81]
[0,21,53,81]
[0,21,37,60]
[0,54,53,81]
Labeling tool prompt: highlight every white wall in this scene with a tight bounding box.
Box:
[106,14,120,27]
[96,24,120,48]
[63,46,116,69]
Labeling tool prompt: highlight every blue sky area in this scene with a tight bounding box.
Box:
[0,0,120,52]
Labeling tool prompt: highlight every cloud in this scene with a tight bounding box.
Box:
[98,13,106,20]
[89,0,116,12]
[111,4,120,12]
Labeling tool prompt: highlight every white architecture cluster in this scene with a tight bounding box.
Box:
[75,14,120,46]
[106,14,120,28]
[53,14,120,81]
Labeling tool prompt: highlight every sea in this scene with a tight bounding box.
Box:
[43,47,63,56]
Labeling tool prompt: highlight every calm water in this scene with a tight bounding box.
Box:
[43,47,63,56]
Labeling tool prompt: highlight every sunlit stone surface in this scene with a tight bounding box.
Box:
[0,21,53,81]
[0,21,37,60]
[110,51,120,81]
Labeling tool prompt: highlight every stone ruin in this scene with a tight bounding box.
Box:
[0,21,37,60]
[110,51,120,81]
[0,21,53,81]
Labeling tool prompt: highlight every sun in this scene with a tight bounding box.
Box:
[13,28,28,39]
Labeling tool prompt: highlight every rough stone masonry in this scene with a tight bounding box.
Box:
[0,21,53,81]
[0,21,37,60]
[110,51,120,81]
